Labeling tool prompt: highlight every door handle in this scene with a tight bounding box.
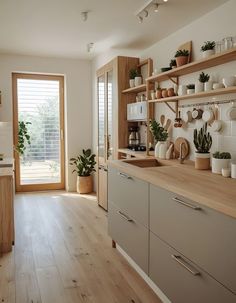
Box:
[118,172,132,180]
[172,197,201,210]
[117,211,134,222]
[171,255,201,276]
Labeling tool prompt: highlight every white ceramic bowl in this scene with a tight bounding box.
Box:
[223,76,236,87]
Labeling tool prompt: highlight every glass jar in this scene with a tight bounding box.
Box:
[223,37,233,50]
[215,41,223,53]
[233,36,236,48]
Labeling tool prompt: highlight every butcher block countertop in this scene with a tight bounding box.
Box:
[108,158,236,219]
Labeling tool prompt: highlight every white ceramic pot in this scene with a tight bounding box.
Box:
[187,89,195,95]
[178,85,187,96]
[129,79,135,88]
[231,163,236,178]
[202,49,215,58]
[155,141,161,157]
[134,76,142,87]
[195,82,204,93]
[204,81,213,91]
[213,83,224,90]
[223,76,236,88]
[159,141,168,159]
[212,158,231,174]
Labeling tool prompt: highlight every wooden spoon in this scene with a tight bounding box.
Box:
[164,119,171,131]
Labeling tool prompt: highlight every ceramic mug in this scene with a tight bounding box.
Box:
[183,110,193,123]
[223,76,236,88]
[192,108,203,120]
[211,120,223,132]
[222,168,231,178]
[202,108,214,123]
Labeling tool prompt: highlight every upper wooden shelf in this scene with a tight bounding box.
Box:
[146,48,236,83]
[122,84,147,94]
[148,86,236,103]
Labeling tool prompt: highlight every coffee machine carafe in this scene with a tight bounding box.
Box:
[128,126,140,148]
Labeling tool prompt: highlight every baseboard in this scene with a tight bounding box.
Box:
[117,245,172,303]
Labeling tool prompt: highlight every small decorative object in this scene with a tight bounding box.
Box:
[149,120,168,158]
[211,119,222,132]
[202,107,214,123]
[193,123,212,170]
[186,84,195,94]
[183,110,193,123]
[213,83,224,90]
[162,89,168,98]
[212,151,231,174]
[178,85,187,96]
[167,87,175,97]
[174,111,183,128]
[231,163,236,178]
[151,91,156,100]
[192,108,203,120]
[175,49,189,67]
[15,121,31,156]
[169,59,177,69]
[222,76,236,88]
[134,71,142,87]
[129,69,137,88]
[70,149,96,194]
[222,168,231,178]
[201,41,216,58]
[226,102,236,120]
[196,72,210,93]
[156,88,162,99]
[223,37,233,50]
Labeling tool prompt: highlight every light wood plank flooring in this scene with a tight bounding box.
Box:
[0,192,162,303]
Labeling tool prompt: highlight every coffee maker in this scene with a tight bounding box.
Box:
[128,126,140,149]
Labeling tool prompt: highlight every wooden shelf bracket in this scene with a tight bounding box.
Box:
[167,76,179,85]
[164,101,178,114]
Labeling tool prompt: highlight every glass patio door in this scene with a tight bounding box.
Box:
[12,73,65,192]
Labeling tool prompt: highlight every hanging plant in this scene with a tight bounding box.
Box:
[15,121,31,156]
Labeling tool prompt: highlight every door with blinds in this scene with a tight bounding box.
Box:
[12,73,65,192]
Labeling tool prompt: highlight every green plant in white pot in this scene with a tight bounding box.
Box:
[129,69,138,88]
[196,72,210,93]
[149,120,168,159]
[70,149,96,194]
[201,41,215,58]
[193,123,212,170]
[212,151,231,174]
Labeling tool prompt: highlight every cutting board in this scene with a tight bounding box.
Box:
[174,137,190,159]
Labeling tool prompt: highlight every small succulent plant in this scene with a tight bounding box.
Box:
[201,41,216,52]
[194,123,212,153]
[169,59,177,67]
[129,68,138,79]
[213,151,231,159]
[175,49,189,57]
[187,84,195,89]
[199,72,210,83]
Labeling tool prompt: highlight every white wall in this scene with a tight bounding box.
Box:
[0,54,92,191]
[92,0,236,160]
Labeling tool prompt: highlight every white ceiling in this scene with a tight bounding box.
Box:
[0,0,228,59]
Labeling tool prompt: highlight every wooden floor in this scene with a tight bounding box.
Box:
[0,192,162,303]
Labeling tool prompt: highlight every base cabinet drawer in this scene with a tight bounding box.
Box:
[149,232,236,303]
[108,201,148,273]
[108,167,149,227]
[150,184,236,294]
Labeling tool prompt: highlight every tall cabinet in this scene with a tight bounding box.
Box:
[96,57,140,210]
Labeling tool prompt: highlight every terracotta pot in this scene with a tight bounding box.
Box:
[77,175,93,194]
[195,153,210,170]
[162,89,168,98]
[176,56,188,67]
[167,88,175,97]
[156,90,162,99]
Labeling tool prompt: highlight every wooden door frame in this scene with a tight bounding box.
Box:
[12,73,65,192]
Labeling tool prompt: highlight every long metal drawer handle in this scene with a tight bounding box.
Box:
[172,197,201,210]
[171,255,201,276]
[118,172,132,180]
[117,211,134,222]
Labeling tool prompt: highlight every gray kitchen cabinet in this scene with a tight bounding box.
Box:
[108,167,149,227]
[149,232,236,303]
[150,184,236,294]
[108,201,148,273]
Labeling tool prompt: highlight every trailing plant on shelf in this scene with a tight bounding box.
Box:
[212,151,231,174]
[174,49,189,67]
[193,123,212,170]
[169,59,177,68]
[201,41,216,52]
[199,72,210,83]
[15,121,31,156]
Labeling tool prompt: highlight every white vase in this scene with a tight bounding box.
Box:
[155,142,161,158]
[187,89,195,95]
[134,76,142,87]
[212,158,231,174]
[204,81,213,91]
[129,79,135,88]
[202,49,215,58]
[159,142,168,159]
[195,82,204,93]
[178,85,187,96]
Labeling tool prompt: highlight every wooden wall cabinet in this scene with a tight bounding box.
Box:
[0,176,14,254]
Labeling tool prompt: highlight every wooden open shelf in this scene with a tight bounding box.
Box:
[148,86,236,103]
[146,48,236,83]
[122,84,147,94]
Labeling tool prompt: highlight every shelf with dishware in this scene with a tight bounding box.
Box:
[122,84,147,94]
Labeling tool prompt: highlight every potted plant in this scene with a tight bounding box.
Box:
[170,59,177,69]
[193,123,212,170]
[212,151,231,174]
[201,41,216,58]
[196,72,210,93]
[70,149,96,194]
[175,49,189,67]
[129,69,137,88]
[186,84,195,94]
[134,70,142,87]
[15,121,31,156]
[149,119,168,159]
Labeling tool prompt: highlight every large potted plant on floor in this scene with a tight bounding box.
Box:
[193,123,212,170]
[70,149,96,194]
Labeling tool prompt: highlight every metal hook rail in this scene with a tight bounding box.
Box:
[179,99,236,109]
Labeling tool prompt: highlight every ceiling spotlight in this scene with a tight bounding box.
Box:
[138,15,143,23]
[154,3,159,12]
[163,0,168,2]
[144,9,149,17]
[87,42,94,53]
[81,11,89,22]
